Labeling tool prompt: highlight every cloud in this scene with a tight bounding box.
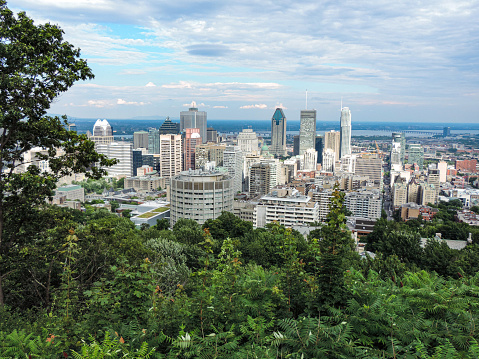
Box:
[213,105,228,108]
[162,81,193,89]
[87,100,112,108]
[145,82,156,87]
[240,104,268,109]
[275,103,287,109]
[182,101,206,107]
[117,99,149,105]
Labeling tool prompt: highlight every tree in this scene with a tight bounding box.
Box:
[0,2,115,306]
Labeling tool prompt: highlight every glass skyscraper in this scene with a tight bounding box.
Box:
[270,108,287,156]
[340,107,351,158]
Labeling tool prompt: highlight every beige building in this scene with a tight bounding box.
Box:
[324,130,340,162]
[195,143,226,169]
[125,176,166,192]
[159,134,182,177]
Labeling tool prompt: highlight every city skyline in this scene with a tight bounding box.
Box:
[8,0,479,123]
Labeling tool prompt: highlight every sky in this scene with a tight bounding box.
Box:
[7,0,479,122]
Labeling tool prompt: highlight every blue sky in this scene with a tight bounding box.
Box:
[8,0,479,122]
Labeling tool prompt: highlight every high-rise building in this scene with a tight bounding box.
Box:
[169,169,234,226]
[180,103,207,143]
[443,127,451,137]
[408,144,424,170]
[183,128,201,171]
[299,109,316,156]
[344,189,382,219]
[243,152,261,192]
[392,132,406,164]
[340,107,351,158]
[90,119,114,145]
[159,134,182,177]
[195,143,226,169]
[148,128,160,154]
[96,141,133,177]
[293,135,300,156]
[324,130,340,162]
[437,161,447,182]
[207,127,218,143]
[133,131,149,149]
[249,163,272,198]
[237,128,259,155]
[355,157,383,187]
[322,148,336,172]
[302,148,317,171]
[159,117,180,135]
[315,136,323,164]
[270,108,287,156]
[390,141,402,166]
[223,146,244,193]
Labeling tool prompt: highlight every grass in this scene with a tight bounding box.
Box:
[137,206,170,218]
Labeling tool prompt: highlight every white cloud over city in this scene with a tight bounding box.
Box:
[8,0,479,122]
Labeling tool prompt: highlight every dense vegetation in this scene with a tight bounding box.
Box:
[3,193,479,358]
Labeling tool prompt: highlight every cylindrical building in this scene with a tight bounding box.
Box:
[170,169,234,226]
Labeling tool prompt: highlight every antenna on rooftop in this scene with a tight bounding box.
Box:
[340,97,343,110]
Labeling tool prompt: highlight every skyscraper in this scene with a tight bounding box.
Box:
[340,107,351,158]
[148,128,160,154]
[158,117,180,135]
[392,132,406,164]
[183,128,201,171]
[324,130,340,162]
[408,144,424,170]
[133,131,149,149]
[90,119,114,145]
[315,135,323,164]
[223,146,244,193]
[159,134,182,177]
[270,108,287,156]
[299,110,316,155]
[96,141,133,177]
[237,128,259,155]
[180,102,207,143]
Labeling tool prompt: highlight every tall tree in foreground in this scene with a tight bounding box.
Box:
[0,1,114,306]
[312,185,356,312]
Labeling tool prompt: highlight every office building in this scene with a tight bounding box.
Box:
[158,117,180,135]
[324,130,340,162]
[344,189,382,219]
[183,128,201,171]
[355,157,383,187]
[169,169,234,226]
[180,103,207,143]
[96,141,133,177]
[148,128,160,154]
[302,148,317,171]
[270,108,287,156]
[437,161,447,182]
[340,154,356,173]
[390,141,402,166]
[237,128,259,154]
[315,136,323,164]
[393,177,408,207]
[133,131,149,149]
[392,132,406,164]
[195,143,226,169]
[407,178,420,204]
[249,163,272,198]
[207,127,218,143]
[299,109,316,156]
[408,144,424,170]
[322,148,336,172]
[90,119,114,145]
[443,127,451,137]
[255,188,319,228]
[243,152,261,192]
[223,146,244,193]
[159,134,182,177]
[293,135,300,156]
[340,107,351,158]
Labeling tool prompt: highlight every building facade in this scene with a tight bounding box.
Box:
[180,104,207,143]
[96,141,133,177]
[159,134,182,177]
[169,169,234,226]
[237,128,259,155]
[340,107,351,158]
[299,109,316,156]
[183,128,201,171]
[324,130,340,162]
[270,108,287,156]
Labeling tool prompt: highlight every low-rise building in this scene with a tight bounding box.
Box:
[400,203,439,221]
[55,184,85,202]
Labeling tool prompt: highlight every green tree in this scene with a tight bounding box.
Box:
[0,2,115,306]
